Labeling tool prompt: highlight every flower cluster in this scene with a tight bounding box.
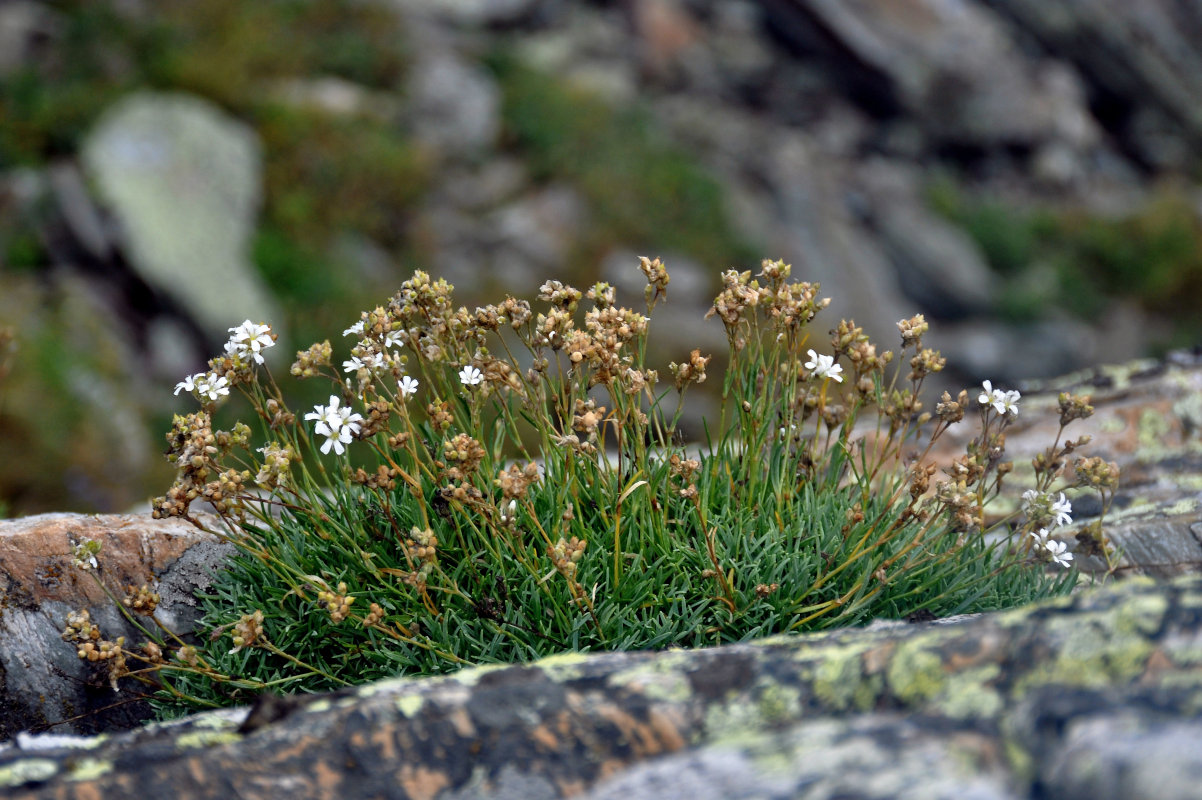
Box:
[978,380,1020,416]
[305,396,364,455]
[1023,489,1075,568]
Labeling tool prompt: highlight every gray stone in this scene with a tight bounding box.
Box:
[80,92,281,342]
[406,49,501,157]
[0,513,232,738]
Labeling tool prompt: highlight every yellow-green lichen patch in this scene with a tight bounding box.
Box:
[396,693,425,718]
[887,639,947,704]
[811,643,877,712]
[755,682,802,725]
[1015,615,1155,693]
[0,759,59,787]
[933,664,1004,720]
[1137,408,1175,453]
[533,650,593,681]
[67,758,113,782]
[1114,591,1169,637]
[993,593,1077,629]
[175,730,243,751]
[703,679,802,739]
[606,660,693,705]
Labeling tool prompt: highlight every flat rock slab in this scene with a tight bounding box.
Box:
[0,513,232,738]
[0,575,1199,799]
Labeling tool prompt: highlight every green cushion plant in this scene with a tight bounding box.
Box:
[62,259,1117,714]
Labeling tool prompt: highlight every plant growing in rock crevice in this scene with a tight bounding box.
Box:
[64,259,1117,714]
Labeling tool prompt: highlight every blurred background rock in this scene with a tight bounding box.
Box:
[1,0,1201,515]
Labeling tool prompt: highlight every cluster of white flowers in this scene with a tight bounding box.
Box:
[1029,528,1073,568]
[804,349,844,383]
[1023,489,1074,568]
[305,395,364,455]
[978,380,1020,416]
[226,320,275,365]
[173,372,230,402]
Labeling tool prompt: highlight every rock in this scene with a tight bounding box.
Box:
[0,2,61,77]
[762,0,1100,150]
[981,0,1202,168]
[1,575,1200,799]
[79,92,282,343]
[0,513,232,738]
[856,160,998,318]
[393,0,545,27]
[406,49,502,158]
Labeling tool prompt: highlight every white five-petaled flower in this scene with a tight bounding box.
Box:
[459,365,484,386]
[398,375,419,399]
[1050,492,1073,527]
[978,380,1020,416]
[383,330,405,349]
[1045,539,1073,568]
[343,320,365,337]
[305,395,364,455]
[804,349,844,383]
[226,321,275,365]
[195,373,230,402]
[1029,528,1051,549]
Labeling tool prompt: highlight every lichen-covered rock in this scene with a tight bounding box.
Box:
[80,92,281,341]
[934,350,1202,577]
[1,576,1199,799]
[0,513,232,739]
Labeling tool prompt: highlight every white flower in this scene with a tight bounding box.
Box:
[194,373,230,402]
[343,320,365,337]
[1021,489,1040,514]
[305,395,364,455]
[459,365,483,386]
[398,375,419,399]
[227,320,275,365]
[1029,528,1051,549]
[1045,539,1073,568]
[804,349,844,383]
[978,380,1020,416]
[1050,492,1073,527]
[999,389,1021,417]
[978,380,996,407]
[174,373,199,396]
[343,356,367,372]
[383,330,405,349]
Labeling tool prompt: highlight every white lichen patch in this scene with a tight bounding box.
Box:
[14,732,106,751]
[0,758,59,787]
